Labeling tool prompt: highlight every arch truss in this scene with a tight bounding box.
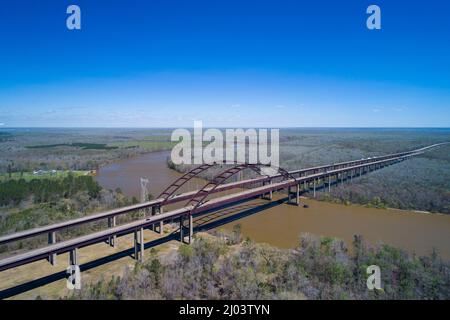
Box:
[157,163,215,204]
[185,163,297,214]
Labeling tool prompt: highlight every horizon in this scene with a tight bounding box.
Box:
[2,126,450,130]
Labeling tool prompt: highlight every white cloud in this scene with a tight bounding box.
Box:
[372,108,381,113]
[0,123,4,126]
[275,104,286,109]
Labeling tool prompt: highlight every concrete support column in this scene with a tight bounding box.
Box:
[158,206,164,234]
[328,175,331,193]
[134,230,138,260]
[287,184,300,206]
[47,231,57,266]
[152,205,164,234]
[179,216,184,243]
[151,206,156,231]
[261,181,266,199]
[69,248,78,266]
[188,214,193,244]
[262,180,273,200]
[313,179,316,198]
[108,216,116,247]
[139,227,144,261]
[133,228,144,261]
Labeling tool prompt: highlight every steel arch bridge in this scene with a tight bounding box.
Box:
[181,163,297,214]
[157,161,296,207]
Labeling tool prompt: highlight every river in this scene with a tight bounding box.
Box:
[96,151,450,259]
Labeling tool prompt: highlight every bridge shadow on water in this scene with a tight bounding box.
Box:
[0,196,288,299]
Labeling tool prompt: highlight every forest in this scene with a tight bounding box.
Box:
[0,173,101,206]
[0,172,139,258]
[68,228,450,300]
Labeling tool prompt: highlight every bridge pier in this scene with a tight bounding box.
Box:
[151,205,164,234]
[47,231,57,266]
[69,248,78,266]
[66,249,81,290]
[134,228,145,261]
[189,214,193,243]
[179,216,184,243]
[328,175,331,193]
[313,179,316,198]
[261,180,273,200]
[107,217,116,247]
[287,184,300,206]
[179,215,194,244]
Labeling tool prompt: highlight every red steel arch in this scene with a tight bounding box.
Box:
[157,163,216,204]
[185,163,296,214]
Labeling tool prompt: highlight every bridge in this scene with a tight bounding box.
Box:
[0,143,447,292]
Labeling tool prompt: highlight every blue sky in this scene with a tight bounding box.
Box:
[0,0,449,127]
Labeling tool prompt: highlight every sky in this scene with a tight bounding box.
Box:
[0,0,449,128]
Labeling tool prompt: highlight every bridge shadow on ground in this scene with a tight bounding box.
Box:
[0,196,288,299]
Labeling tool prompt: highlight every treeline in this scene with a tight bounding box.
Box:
[0,176,140,258]
[0,174,101,206]
[69,230,450,300]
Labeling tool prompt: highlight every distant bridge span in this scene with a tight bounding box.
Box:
[0,142,448,277]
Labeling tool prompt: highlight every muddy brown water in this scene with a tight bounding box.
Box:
[96,151,450,259]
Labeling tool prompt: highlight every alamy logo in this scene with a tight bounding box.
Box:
[171,121,280,168]
[66,5,81,30]
[67,265,81,290]
[366,265,382,290]
[366,5,381,30]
